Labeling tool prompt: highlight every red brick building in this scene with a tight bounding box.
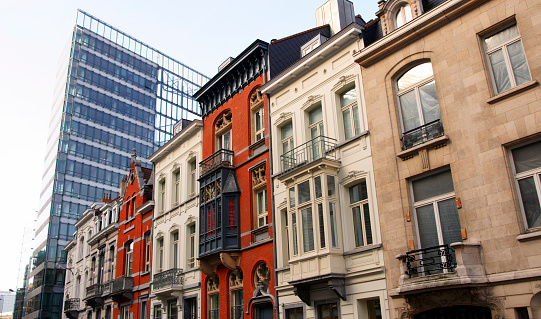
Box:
[194,40,275,319]
[113,152,154,319]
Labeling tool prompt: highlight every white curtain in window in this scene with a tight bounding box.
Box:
[508,41,531,86]
[489,49,511,93]
[301,207,314,252]
[419,81,441,124]
[399,90,420,131]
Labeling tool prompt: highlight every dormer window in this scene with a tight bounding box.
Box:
[395,4,413,29]
[301,34,329,57]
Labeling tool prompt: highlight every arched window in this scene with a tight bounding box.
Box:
[396,62,443,149]
[395,4,412,29]
[207,276,219,319]
[229,270,243,319]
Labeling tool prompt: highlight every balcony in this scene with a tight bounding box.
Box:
[396,242,487,294]
[111,277,133,303]
[401,119,444,150]
[63,298,79,319]
[84,284,103,307]
[153,268,184,292]
[101,280,113,296]
[279,136,338,175]
[200,149,234,177]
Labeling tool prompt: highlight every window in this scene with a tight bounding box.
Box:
[510,140,541,229]
[285,307,304,319]
[157,237,164,272]
[144,232,151,272]
[168,301,177,319]
[358,298,382,319]
[173,169,180,206]
[184,298,197,319]
[109,246,115,281]
[340,86,362,139]
[308,106,324,159]
[483,24,531,95]
[349,181,373,247]
[251,89,265,143]
[187,223,196,268]
[318,302,339,319]
[125,242,133,276]
[207,276,219,319]
[395,4,412,29]
[171,231,179,269]
[280,209,290,265]
[281,122,295,170]
[397,62,443,149]
[141,301,148,319]
[229,270,243,319]
[153,306,161,319]
[188,158,197,197]
[122,306,130,319]
[159,180,166,214]
[412,170,462,252]
[253,165,268,228]
[216,111,232,151]
[78,237,84,260]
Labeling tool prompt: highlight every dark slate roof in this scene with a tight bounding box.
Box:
[423,0,448,11]
[362,18,383,47]
[269,25,331,78]
[222,169,240,194]
[141,167,153,184]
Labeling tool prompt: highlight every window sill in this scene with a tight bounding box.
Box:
[487,80,538,104]
[516,229,541,242]
[343,243,382,256]
[397,135,449,160]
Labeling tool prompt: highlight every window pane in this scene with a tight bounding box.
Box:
[318,203,325,249]
[489,49,511,93]
[327,175,336,197]
[512,140,541,173]
[340,87,357,107]
[419,81,441,124]
[301,207,314,252]
[484,25,519,51]
[349,181,368,204]
[412,170,454,202]
[289,187,296,208]
[416,204,439,248]
[518,177,541,228]
[292,213,298,255]
[508,40,531,86]
[314,176,322,198]
[342,108,353,139]
[329,203,338,247]
[437,198,463,245]
[397,63,433,91]
[399,90,420,132]
[352,104,361,135]
[309,106,322,125]
[298,181,311,205]
[363,203,373,245]
[281,122,293,139]
[352,206,364,247]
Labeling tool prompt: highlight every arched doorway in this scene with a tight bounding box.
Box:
[414,305,491,319]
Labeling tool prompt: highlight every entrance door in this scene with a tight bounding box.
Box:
[414,305,491,319]
[254,303,273,319]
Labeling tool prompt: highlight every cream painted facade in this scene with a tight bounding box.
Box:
[149,120,203,319]
[262,3,388,318]
[354,0,541,318]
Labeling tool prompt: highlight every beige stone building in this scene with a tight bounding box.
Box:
[353,0,541,317]
[148,120,202,319]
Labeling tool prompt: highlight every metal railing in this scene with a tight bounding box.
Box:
[200,149,234,176]
[405,244,456,278]
[231,305,243,319]
[112,276,133,293]
[401,119,444,150]
[280,136,338,173]
[153,268,183,291]
[85,284,102,298]
[63,298,80,312]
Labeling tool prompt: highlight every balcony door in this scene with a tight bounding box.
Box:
[309,106,324,160]
[254,303,273,319]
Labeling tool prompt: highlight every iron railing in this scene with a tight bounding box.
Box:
[231,305,243,319]
[280,136,338,173]
[112,276,133,293]
[200,149,234,176]
[401,119,444,150]
[209,309,220,319]
[85,284,102,299]
[153,268,183,291]
[63,298,80,312]
[405,244,456,278]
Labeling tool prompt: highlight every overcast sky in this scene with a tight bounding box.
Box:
[0,0,378,292]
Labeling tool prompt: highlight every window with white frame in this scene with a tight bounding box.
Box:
[280,209,290,265]
[483,24,531,95]
[156,237,164,273]
[122,306,130,319]
[308,105,325,159]
[171,230,179,269]
[173,169,180,206]
[159,180,166,214]
[144,232,151,272]
[208,276,220,319]
[109,246,115,281]
[216,111,232,151]
[397,62,442,149]
[187,223,196,268]
[125,241,133,276]
[349,181,373,247]
[153,306,161,319]
[229,270,243,319]
[340,86,362,140]
[510,140,541,229]
[281,122,294,170]
[252,165,268,228]
[251,89,265,143]
[188,158,197,197]
[395,4,412,29]
[357,298,382,319]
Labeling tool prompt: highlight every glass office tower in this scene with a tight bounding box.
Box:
[25,10,208,319]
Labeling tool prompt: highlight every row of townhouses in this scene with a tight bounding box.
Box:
[61,0,541,319]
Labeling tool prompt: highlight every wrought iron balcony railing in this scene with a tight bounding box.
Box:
[200,149,234,176]
[63,298,80,312]
[404,244,456,278]
[401,119,444,150]
[153,268,183,291]
[280,136,338,174]
[112,276,133,293]
[231,305,243,319]
[85,284,103,299]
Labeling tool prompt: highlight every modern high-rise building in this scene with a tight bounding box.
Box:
[26,10,208,319]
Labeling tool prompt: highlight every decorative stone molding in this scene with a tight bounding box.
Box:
[274,112,293,127]
[302,95,323,109]
[250,89,263,110]
[332,74,356,91]
[207,275,219,293]
[340,170,368,186]
[229,269,243,289]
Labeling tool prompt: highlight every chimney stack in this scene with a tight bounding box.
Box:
[316,0,355,36]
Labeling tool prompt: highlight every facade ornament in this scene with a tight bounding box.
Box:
[246,262,275,314]
[340,170,367,185]
[275,112,293,127]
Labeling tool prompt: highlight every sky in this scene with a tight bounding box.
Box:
[0,0,379,292]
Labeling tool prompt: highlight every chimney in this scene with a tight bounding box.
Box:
[316,0,355,36]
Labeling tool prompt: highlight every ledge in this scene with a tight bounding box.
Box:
[486,80,538,104]
[397,135,449,160]
[343,243,382,256]
[517,229,541,242]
